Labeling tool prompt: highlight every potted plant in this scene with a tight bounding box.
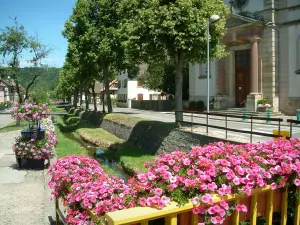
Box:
[13,129,57,169]
[11,102,50,139]
[257,99,273,112]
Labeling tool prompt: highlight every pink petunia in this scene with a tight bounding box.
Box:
[236,204,248,212]
[154,188,163,196]
[294,179,300,186]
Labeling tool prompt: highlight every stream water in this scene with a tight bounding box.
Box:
[63,132,131,182]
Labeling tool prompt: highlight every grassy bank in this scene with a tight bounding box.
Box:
[0,120,27,133]
[54,113,156,175]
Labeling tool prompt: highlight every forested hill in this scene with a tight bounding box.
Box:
[18,67,61,97]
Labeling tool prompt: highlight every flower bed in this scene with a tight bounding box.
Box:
[49,138,300,224]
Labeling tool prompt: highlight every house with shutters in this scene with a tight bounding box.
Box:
[189,0,300,115]
[117,65,163,107]
[0,79,17,103]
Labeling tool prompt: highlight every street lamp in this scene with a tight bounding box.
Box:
[207,15,220,113]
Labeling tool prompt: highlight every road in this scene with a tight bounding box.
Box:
[108,107,300,143]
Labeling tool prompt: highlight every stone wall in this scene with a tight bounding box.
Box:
[100,117,242,155]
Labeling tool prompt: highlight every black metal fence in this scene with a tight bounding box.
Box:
[131,100,173,111]
[175,110,300,143]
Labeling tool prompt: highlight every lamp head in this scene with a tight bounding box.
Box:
[209,15,220,23]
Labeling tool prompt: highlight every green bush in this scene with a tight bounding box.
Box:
[189,101,196,108]
[68,107,75,114]
[66,116,80,124]
[112,98,118,106]
[257,98,270,105]
[196,100,204,109]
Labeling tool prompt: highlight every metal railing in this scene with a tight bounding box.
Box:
[55,184,300,225]
[175,110,298,143]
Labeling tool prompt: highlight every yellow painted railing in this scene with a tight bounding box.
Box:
[55,185,300,225]
[105,186,300,225]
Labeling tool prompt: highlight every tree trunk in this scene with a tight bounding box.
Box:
[24,75,39,101]
[91,81,97,112]
[102,93,105,113]
[103,64,112,113]
[174,51,184,125]
[85,88,89,111]
[79,91,83,108]
[14,79,23,104]
[73,88,79,108]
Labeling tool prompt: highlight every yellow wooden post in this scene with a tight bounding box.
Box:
[191,213,198,225]
[294,187,300,225]
[232,198,240,225]
[55,198,60,225]
[250,194,258,225]
[281,188,288,225]
[141,220,149,225]
[166,214,177,225]
[266,190,274,225]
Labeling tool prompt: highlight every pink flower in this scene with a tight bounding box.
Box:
[192,197,199,205]
[183,158,191,166]
[198,205,206,214]
[207,182,217,191]
[236,204,248,212]
[294,179,300,186]
[139,198,147,206]
[169,176,177,183]
[187,169,195,175]
[271,183,277,190]
[220,200,229,210]
[160,196,170,204]
[192,207,200,214]
[154,188,163,196]
[201,194,212,204]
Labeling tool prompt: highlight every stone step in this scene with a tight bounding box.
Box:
[211,108,283,117]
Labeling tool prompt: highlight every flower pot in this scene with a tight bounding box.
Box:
[23,158,45,170]
[21,129,46,140]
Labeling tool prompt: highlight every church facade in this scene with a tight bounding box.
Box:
[189,0,300,115]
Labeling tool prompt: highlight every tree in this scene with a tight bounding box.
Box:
[0,18,51,103]
[119,0,229,122]
[63,0,134,113]
[138,59,189,99]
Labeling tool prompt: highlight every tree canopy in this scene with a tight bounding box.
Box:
[119,0,229,120]
[0,18,52,103]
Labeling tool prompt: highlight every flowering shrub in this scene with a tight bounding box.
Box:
[48,155,138,224]
[13,130,57,160]
[11,102,51,121]
[49,138,300,225]
[257,103,272,108]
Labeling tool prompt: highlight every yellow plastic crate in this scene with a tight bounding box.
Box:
[273,130,290,140]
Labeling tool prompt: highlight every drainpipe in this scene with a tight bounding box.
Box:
[264,22,280,111]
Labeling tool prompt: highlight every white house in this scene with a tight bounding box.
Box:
[0,79,17,103]
[190,0,300,115]
[117,65,162,107]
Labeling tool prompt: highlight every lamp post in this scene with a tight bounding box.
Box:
[206,15,220,113]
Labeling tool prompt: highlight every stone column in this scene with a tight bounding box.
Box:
[250,37,259,93]
[246,37,263,112]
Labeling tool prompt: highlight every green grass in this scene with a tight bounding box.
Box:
[0,120,28,133]
[115,144,156,174]
[101,164,121,178]
[104,113,144,127]
[55,125,90,157]
[77,128,123,144]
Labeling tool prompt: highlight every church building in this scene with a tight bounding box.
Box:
[189,0,300,115]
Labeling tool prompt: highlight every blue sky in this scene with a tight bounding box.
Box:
[0,0,76,68]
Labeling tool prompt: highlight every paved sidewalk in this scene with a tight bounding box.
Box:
[0,131,55,225]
